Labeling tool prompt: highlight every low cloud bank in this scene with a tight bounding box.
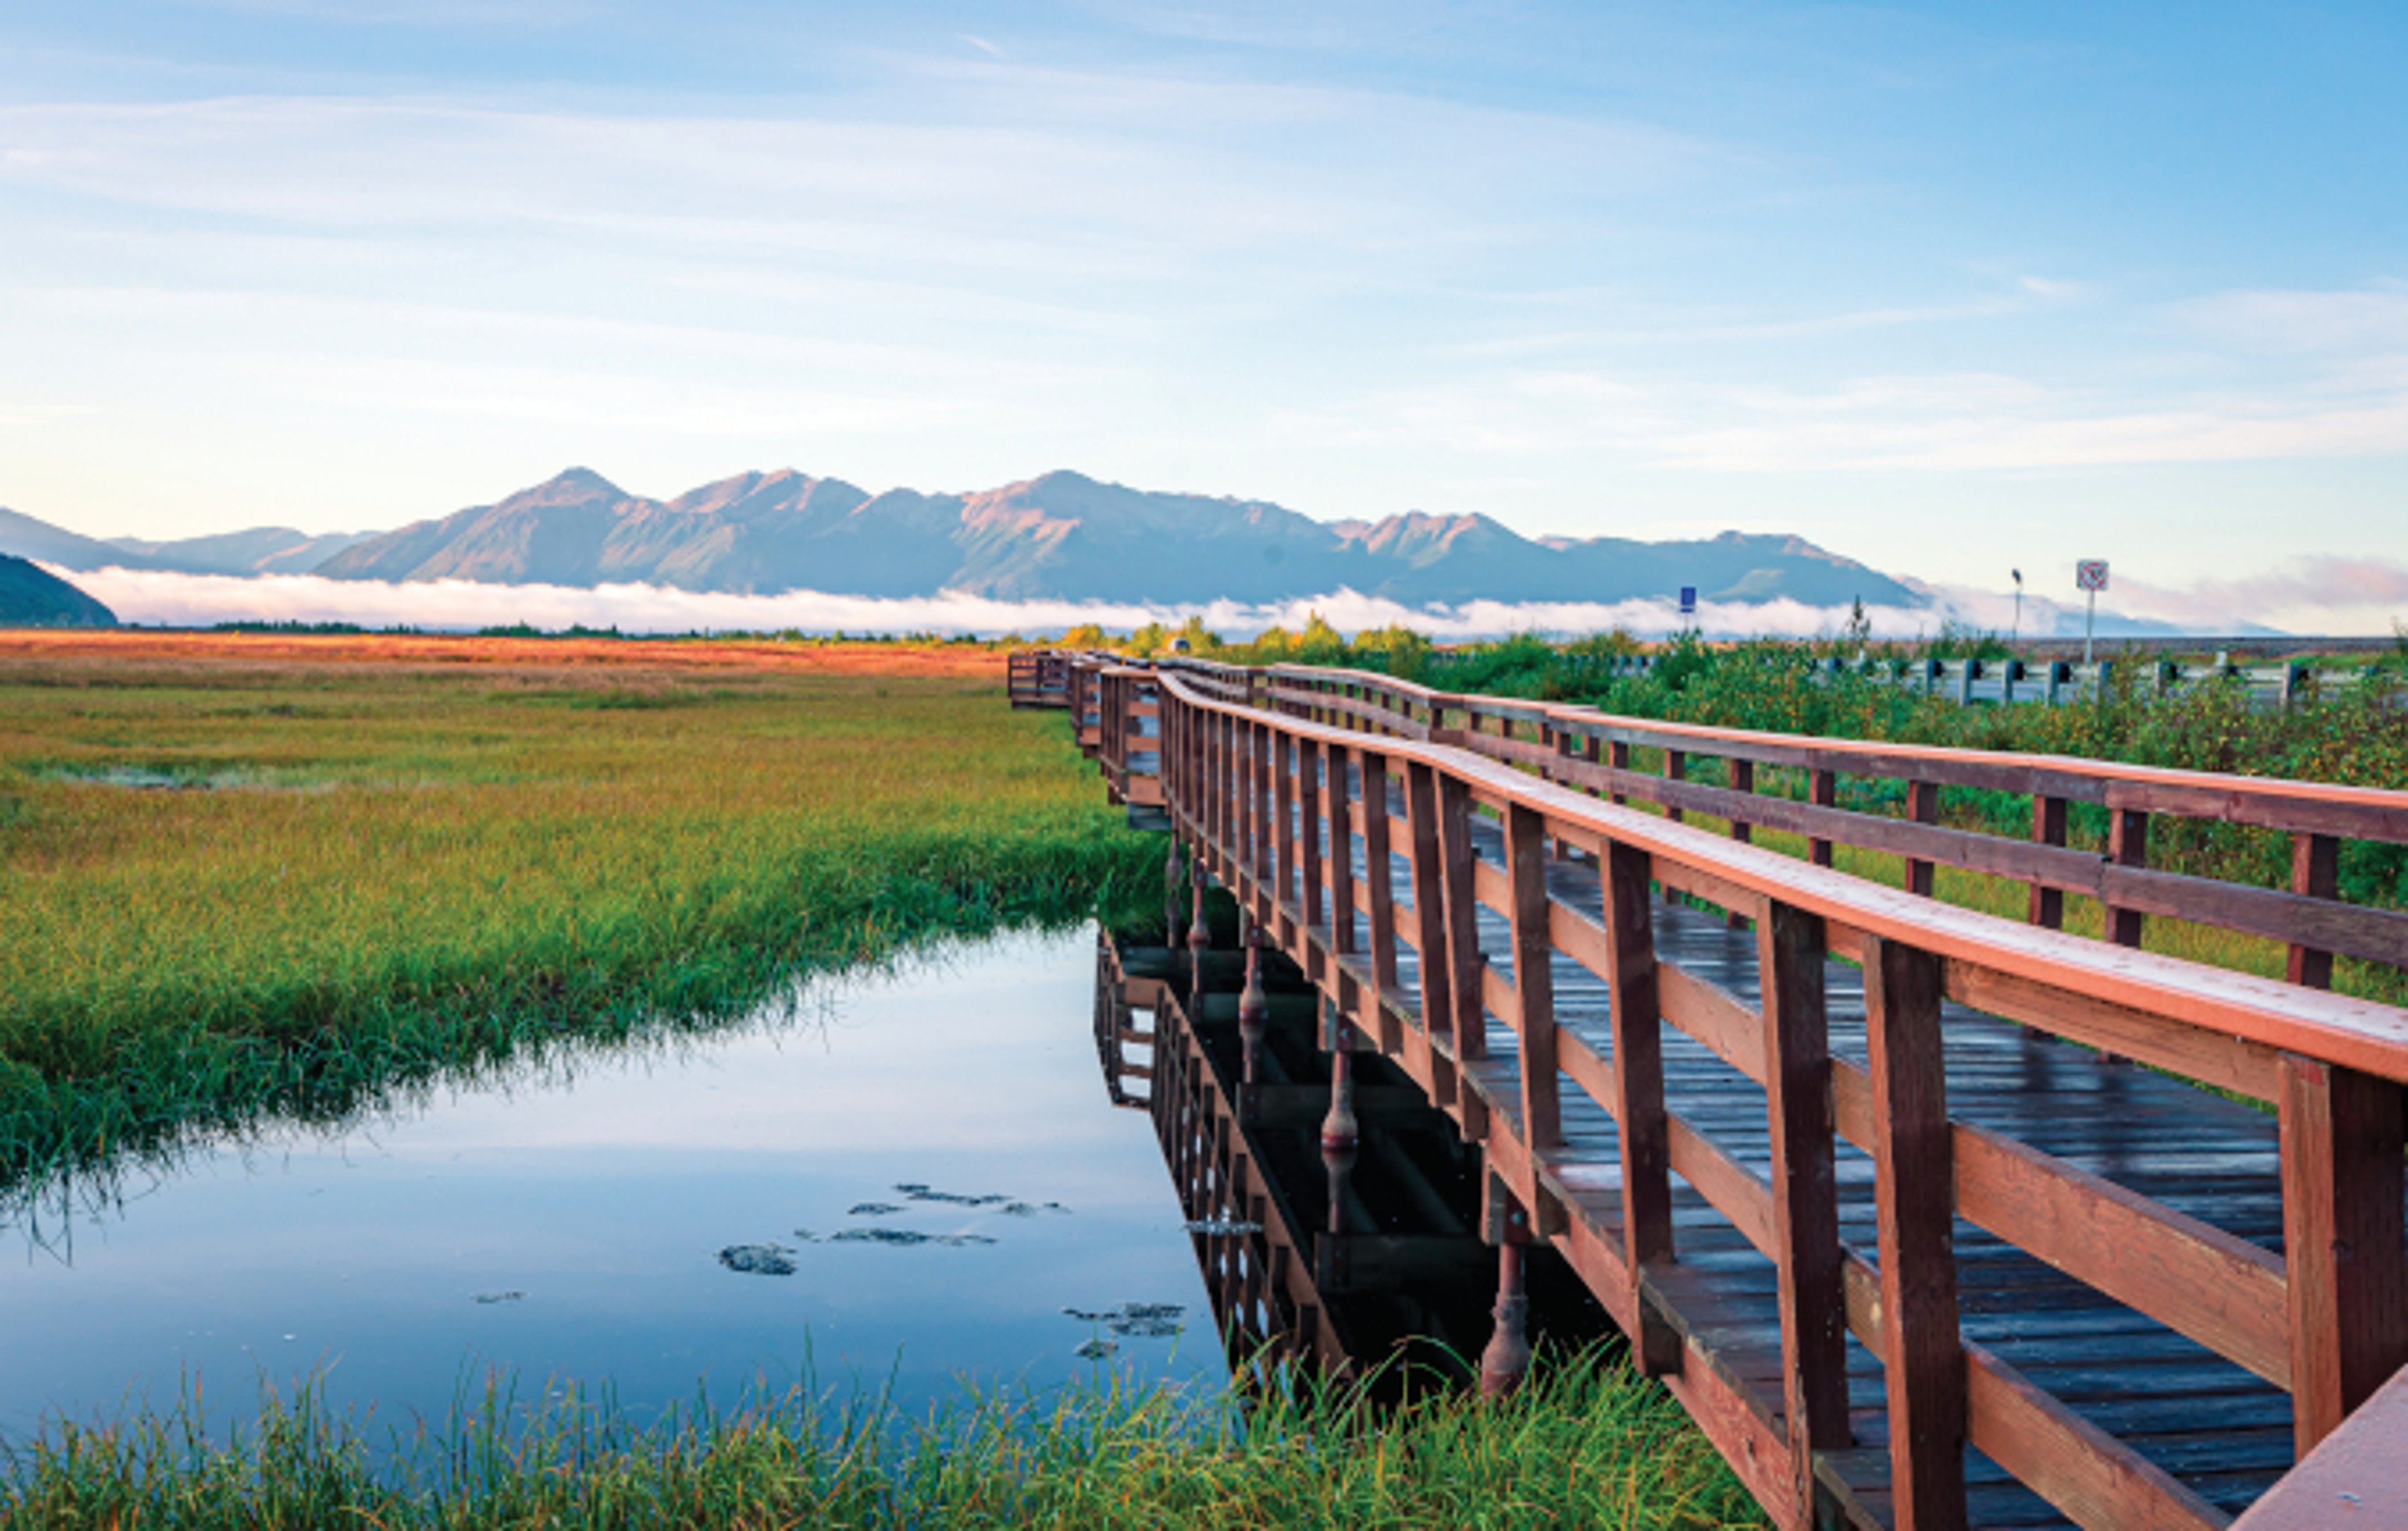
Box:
[56,564,1945,641]
[50,561,2407,642]
[1926,558,2408,639]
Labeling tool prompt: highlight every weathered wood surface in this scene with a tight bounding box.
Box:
[2230,1361,2408,1529]
[1062,653,2408,1531]
[1104,655,2408,1019]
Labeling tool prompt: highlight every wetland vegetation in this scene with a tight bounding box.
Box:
[0,1346,1760,1530]
[0,631,1758,1527]
[0,632,1161,1197]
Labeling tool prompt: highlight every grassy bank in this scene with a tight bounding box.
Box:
[0,633,1161,1196]
[0,1348,1760,1530]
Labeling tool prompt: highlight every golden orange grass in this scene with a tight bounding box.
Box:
[0,638,1153,1189]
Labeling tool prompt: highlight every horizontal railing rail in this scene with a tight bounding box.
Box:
[1408,649,2386,710]
[1138,655,2408,994]
[1059,649,2408,1531]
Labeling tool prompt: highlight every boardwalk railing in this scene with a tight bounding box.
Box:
[1415,651,2387,710]
[1006,649,1074,709]
[1045,650,2408,1531]
[1168,656,2408,992]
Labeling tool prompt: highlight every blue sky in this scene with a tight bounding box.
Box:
[2,1,2402,623]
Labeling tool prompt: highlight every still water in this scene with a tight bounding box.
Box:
[0,927,1212,1439]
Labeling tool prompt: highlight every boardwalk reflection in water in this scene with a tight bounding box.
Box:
[1092,918,1613,1389]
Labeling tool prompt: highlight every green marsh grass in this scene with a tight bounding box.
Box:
[0,646,1160,1197]
[0,1345,1762,1530]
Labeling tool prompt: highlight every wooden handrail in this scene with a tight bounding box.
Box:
[1159,667,2408,1084]
[1146,653,2408,994]
[1074,650,2408,1531]
[1248,658,2408,837]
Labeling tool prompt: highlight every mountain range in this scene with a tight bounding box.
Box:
[1,468,1922,610]
[0,506,377,579]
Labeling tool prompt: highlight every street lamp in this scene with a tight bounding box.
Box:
[2011,569,2024,646]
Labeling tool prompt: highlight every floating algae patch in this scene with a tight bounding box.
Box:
[891,1182,1069,1215]
[891,1182,1009,1207]
[829,1228,996,1248]
[1063,1302,1187,1339]
[718,1244,799,1276]
[785,1227,998,1248]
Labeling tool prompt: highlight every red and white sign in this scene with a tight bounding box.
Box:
[2076,559,2110,592]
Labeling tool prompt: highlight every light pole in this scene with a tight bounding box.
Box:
[2011,569,2023,646]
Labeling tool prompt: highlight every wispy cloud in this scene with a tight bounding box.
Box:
[5,6,2404,591]
[1279,352,2408,472]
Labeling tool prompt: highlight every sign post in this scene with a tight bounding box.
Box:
[2075,560,2110,665]
[1677,586,1698,631]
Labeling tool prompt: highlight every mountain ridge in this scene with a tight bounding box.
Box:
[3,469,1924,609]
[0,554,115,628]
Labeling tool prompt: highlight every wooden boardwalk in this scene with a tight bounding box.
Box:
[1030,653,2408,1531]
[1449,810,2296,1525]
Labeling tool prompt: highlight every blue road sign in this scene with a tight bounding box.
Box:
[1678,586,1698,618]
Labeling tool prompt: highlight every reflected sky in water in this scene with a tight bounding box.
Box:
[0,927,1212,1438]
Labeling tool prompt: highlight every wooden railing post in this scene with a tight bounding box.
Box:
[2029,794,2067,929]
[1663,749,1689,910]
[2106,808,2150,948]
[1404,762,1455,1059]
[1809,767,1837,868]
[1249,719,1269,895]
[1609,739,1631,808]
[2287,831,2339,988]
[2279,1053,2408,1455]
[1361,750,1400,1055]
[1726,758,1755,929]
[1274,732,1298,923]
[1327,744,1357,967]
[1502,802,1561,1208]
[1866,935,1968,1530]
[1603,838,1674,1365]
[1232,712,1245,868]
[1300,739,1326,939]
[2099,809,2157,953]
[1905,779,1940,897]
[1436,776,1489,1070]
[1211,711,1228,855]
[1761,898,1851,1515]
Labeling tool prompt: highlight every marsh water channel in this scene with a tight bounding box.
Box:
[0,927,1217,1441]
